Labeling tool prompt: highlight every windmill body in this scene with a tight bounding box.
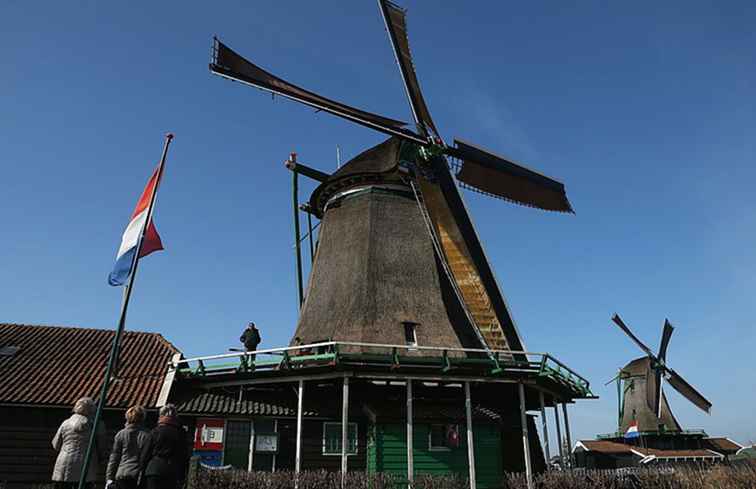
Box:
[292,138,487,352]
[618,356,681,434]
[169,2,595,485]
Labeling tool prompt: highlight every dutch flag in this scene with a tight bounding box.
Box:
[624,420,640,439]
[108,167,164,286]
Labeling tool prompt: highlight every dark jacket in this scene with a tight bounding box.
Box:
[106,423,152,481]
[240,327,261,350]
[145,417,188,481]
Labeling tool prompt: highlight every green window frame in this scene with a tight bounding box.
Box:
[322,422,358,455]
[429,423,459,451]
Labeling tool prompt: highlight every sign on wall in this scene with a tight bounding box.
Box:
[194,418,225,451]
[254,432,279,453]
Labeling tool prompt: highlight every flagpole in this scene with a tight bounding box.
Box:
[77,133,173,489]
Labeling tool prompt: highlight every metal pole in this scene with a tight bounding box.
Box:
[518,384,534,489]
[616,373,623,430]
[406,379,414,484]
[562,403,573,468]
[290,154,304,307]
[554,405,564,466]
[341,376,350,486]
[539,391,550,466]
[306,211,315,262]
[77,133,174,489]
[464,381,476,489]
[295,379,304,475]
[272,419,278,472]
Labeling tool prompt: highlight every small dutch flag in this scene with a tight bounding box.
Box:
[624,420,640,439]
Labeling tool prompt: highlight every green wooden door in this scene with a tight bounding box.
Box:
[371,423,502,489]
[223,420,251,469]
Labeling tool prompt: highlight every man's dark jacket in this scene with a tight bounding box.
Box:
[240,327,261,350]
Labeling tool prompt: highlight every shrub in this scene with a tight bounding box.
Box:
[188,462,756,489]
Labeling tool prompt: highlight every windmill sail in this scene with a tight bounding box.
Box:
[210,39,426,145]
[653,320,674,417]
[378,0,438,138]
[665,368,713,414]
[611,313,655,357]
[449,140,573,213]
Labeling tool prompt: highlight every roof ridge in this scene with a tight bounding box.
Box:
[0,322,164,337]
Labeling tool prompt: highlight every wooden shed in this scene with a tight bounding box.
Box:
[0,323,180,487]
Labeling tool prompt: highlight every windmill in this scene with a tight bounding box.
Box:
[209,0,573,354]
[609,313,712,436]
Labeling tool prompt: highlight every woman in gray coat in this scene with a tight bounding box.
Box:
[51,397,108,489]
[106,405,152,489]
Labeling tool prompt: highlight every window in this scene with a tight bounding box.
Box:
[429,424,460,451]
[402,322,418,347]
[322,422,358,455]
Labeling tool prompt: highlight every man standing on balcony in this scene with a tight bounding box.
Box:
[240,322,261,368]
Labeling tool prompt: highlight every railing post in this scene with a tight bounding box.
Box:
[518,383,534,489]
[296,379,304,475]
[465,381,476,489]
[407,379,414,485]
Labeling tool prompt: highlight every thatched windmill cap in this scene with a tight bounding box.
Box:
[309,138,407,218]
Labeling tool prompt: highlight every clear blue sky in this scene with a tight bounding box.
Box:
[2,1,755,446]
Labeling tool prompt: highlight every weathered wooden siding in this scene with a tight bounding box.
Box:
[372,423,502,489]
[184,416,369,473]
[0,406,125,487]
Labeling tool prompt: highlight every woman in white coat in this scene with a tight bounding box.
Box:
[51,397,108,489]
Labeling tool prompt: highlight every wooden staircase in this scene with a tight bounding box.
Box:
[437,226,508,350]
[416,179,510,351]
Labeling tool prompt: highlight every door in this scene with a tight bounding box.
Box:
[223,420,252,469]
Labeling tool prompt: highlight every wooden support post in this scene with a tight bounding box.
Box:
[291,156,304,308]
[248,421,255,471]
[464,381,476,489]
[518,383,534,489]
[272,419,278,472]
[295,379,304,475]
[554,405,564,467]
[539,391,550,467]
[406,379,414,484]
[562,403,573,468]
[341,376,349,486]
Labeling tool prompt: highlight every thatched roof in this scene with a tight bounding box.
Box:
[291,138,485,355]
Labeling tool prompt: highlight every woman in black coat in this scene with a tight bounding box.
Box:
[144,404,188,489]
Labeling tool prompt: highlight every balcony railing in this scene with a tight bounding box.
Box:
[173,341,594,398]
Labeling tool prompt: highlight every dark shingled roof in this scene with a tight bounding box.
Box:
[578,440,641,455]
[0,323,179,408]
[577,440,723,459]
[702,437,742,455]
[176,391,313,416]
